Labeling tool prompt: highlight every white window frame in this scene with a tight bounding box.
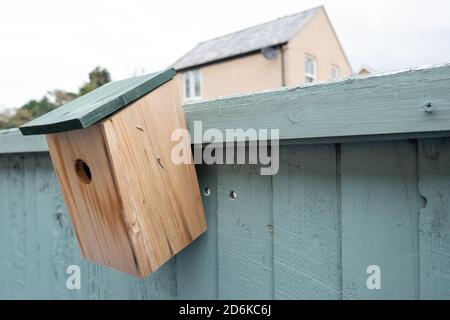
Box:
[304,54,317,83]
[331,65,339,80]
[183,69,202,101]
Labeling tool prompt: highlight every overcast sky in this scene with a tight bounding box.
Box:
[1,0,449,110]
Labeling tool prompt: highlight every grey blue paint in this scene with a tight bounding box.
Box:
[184,64,450,143]
[341,141,421,299]
[418,139,450,299]
[0,129,47,153]
[273,145,341,299]
[1,138,450,299]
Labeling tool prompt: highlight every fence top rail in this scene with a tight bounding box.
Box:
[0,128,48,153]
[1,64,450,154]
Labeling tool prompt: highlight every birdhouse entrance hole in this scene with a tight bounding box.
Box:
[74,159,92,184]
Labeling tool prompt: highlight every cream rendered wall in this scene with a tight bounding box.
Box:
[284,7,352,85]
[176,7,352,102]
[175,50,283,101]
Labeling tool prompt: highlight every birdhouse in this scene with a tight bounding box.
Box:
[19,69,207,278]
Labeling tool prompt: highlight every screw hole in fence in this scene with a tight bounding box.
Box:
[229,191,237,200]
[204,187,211,197]
[74,159,92,184]
[423,102,434,114]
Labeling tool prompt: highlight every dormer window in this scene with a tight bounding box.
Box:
[184,70,202,100]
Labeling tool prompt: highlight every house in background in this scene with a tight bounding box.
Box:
[357,64,377,76]
[172,6,352,102]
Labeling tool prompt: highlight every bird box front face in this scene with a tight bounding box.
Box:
[46,124,140,274]
[34,76,206,278]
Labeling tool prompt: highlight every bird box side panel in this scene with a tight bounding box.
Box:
[142,80,207,239]
[100,79,207,277]
[45,126,140,276]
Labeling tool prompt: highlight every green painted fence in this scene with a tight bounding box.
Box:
[1,65,450,299]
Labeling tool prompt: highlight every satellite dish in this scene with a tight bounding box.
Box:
[261,47,277,60]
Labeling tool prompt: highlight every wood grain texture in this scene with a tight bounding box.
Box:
[46,126,139,276]
[100,79,206,277]
[418,138,450,299]
[20,69,176,135]
[273,145,341,299]
[217,164,273,299]
[341,141,421,299]
[45,79,206,278]
[184,64,450,143]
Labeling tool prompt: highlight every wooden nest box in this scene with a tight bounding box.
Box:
[20,69,207,278]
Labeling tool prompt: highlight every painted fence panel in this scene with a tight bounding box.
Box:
[176,163,219,299]
[341,141,421,299]
[273,145,341,299]
[418,138,450,299]
[1,139,450,299]
[216,164,273,299]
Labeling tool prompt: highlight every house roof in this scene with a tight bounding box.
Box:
[357,64,378,75]
[20,68,175,135]
[172,6,322,71]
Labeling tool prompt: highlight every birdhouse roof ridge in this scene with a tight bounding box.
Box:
[19,68,176,135]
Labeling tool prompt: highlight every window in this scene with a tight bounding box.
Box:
[331,65,339,80]
[184,70,202,100]
[304,55,316,83]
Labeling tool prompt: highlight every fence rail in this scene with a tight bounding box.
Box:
[2,64,450,153]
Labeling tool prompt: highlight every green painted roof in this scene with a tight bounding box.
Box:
[20,68,176,135]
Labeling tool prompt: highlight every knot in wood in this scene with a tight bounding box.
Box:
[131,223,140,234]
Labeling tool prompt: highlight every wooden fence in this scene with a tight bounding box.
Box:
[1,65,450,299]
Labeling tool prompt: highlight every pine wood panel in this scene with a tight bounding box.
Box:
[46,126,139,276]
[100,80,206,277]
